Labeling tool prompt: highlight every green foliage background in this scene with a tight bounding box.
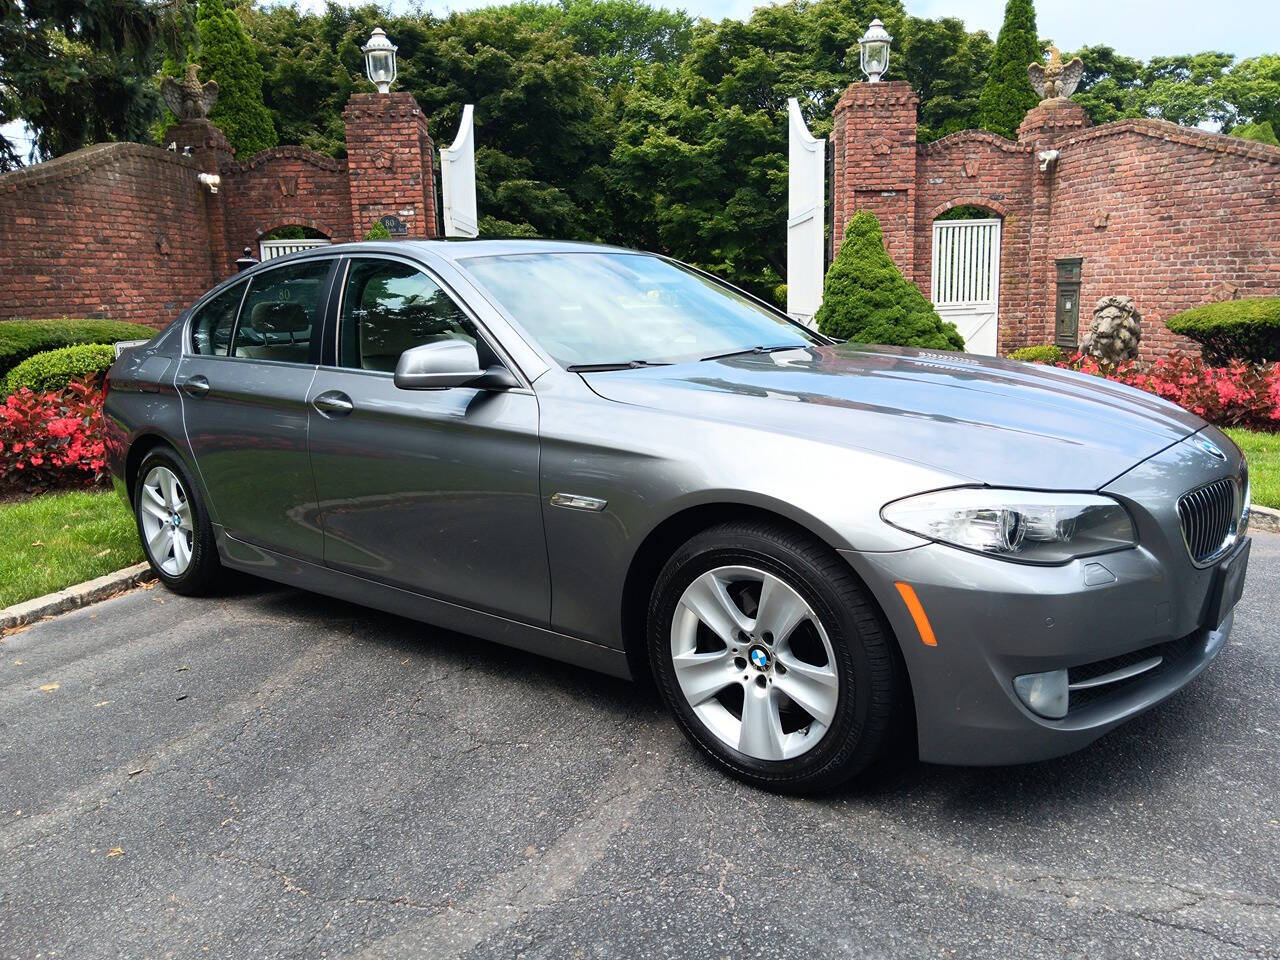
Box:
[815,212,965,350]
[197,0,277,156]
[976,0,1040,139]
[2,0,1278,303]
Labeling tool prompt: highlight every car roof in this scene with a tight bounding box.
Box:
[277,238,638,266]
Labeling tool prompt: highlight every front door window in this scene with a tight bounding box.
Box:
[339,259,483,371]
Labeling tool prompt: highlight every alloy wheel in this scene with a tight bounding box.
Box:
[138,465,195,577]
[670,565,839,761]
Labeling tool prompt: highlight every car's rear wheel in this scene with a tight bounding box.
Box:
[134,446,222,595]
[647,520,904,793]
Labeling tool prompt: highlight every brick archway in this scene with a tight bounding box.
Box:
[928,196,1011,222]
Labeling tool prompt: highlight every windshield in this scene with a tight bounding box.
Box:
[460,252,819,368]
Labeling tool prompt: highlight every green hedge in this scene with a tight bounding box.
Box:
[1008,344,1064,364]
[1164,298,1280,364]
[4,343,118,395]
[0,318,154,377]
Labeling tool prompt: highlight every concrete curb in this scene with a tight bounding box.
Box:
[1251,504,1280,534]
[1,563,155,632]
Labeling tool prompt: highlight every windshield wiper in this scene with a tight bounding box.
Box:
[566,360,672,372]
[699,344,805,362]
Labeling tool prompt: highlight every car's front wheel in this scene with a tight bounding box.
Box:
[133,446,223,595]
[647,520,905,793]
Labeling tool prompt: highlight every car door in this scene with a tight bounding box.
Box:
[306,254,549,624]
[177,257,335,561]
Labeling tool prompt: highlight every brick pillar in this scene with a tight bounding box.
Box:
[164,118,235,279]
[342,92,438,240]
[1018,99,1091,346]
[830,81,919,281]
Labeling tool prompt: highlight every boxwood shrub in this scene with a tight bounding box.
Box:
[4,343,118,395]
[816,211,965,350]
[1164,298,1280,364]
[1008,344,1064,364]
[0,318,154,377]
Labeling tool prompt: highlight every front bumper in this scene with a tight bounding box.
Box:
[842,540,1238,765]
[839,430,1249,766]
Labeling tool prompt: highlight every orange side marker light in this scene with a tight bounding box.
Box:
[894,581,937,647]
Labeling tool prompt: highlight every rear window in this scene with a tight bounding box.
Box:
[231,260,331,363]
[190,282,246,356]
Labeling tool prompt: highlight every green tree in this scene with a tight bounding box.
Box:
[486,0,694,88]
[1067,45,1144,125]
[612,0,905,301]
[1217,55,1280,134]
[409,7,612,240]
[976,0,1041,139]
[1137,52,1233,127]
[0,0,191,169]
[1230,120,1278,146]
[197,0,276,156]
[899,16,994,141]
[815,211,964,349]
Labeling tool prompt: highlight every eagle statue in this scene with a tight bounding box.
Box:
[162,63,219,120]
[1027,46,1084,101]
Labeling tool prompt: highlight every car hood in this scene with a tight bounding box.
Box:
[580,344,1205,490]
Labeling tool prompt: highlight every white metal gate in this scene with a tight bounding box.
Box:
[930,218,1001,355]
[259,238,331,260]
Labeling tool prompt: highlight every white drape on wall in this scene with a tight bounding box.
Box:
[786,97,826,328]
[440,104,479,238]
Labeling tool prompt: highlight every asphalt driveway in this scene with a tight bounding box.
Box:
[3,535,1278,959]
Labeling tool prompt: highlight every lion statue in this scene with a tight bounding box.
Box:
[1082,296,1142,363]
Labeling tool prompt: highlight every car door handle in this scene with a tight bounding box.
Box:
[180,375,210,398]
[312,391,354,417]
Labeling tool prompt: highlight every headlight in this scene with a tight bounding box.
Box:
[881,488,1136,564]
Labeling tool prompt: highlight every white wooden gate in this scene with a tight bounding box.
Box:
[930,218,1001,355]
[259,238,331,260]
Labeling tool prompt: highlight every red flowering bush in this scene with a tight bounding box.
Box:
[0,379,108,492]
[1056,352,1280,430]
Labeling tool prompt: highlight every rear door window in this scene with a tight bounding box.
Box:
[232,259,331,363]
[190,281,247,356]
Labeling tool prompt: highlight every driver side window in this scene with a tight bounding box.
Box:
[339,259,483,372]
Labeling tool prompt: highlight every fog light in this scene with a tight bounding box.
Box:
[1013,670,1068,719]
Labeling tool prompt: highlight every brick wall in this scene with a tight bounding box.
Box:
[0,91,442,328]
[0,143,217,327]
[1046,121,1280,358]
[831,81,1280,359]
[221,147,353,266]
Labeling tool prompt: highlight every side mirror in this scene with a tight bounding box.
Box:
[392,340,518,391]
[394,340,481,390]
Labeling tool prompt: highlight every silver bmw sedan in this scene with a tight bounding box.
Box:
[105,240,1251,792]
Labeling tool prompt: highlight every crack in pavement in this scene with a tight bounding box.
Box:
[1,633,359,854]
[339,735,674,959]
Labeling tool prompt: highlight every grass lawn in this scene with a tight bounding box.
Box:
[1224,428,1280,511]
[0,489,143,608]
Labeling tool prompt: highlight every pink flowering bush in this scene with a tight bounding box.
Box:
[1056,352,1280,431]
[0,379,108,492]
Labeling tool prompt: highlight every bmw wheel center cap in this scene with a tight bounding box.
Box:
[748,645,771,671]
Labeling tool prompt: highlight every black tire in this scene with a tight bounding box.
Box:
[647,520,904,793]
[133,445,224,596]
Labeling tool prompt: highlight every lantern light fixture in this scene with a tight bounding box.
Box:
[362,27,398,94]
[859,19,892,83]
